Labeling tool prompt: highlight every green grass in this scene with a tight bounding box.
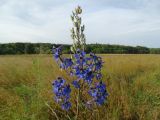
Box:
[0,54,160,120]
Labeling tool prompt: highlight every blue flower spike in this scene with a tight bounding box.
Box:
[52,47,108,110]
[52,6,108,111]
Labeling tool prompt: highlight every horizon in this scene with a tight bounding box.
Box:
[0,0,160,48]
[1,42,160,49]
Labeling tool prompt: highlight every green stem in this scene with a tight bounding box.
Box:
[76,88,80,120]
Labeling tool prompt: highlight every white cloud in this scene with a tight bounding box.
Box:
[0,0,160,47]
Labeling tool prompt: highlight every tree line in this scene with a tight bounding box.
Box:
[0,43,159,55]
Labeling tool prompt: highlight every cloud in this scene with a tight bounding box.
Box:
[85,6,160,45]
[0,0,160,47]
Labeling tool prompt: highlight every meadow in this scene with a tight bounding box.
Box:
[0,54,160,120]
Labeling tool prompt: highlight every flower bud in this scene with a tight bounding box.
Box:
[77,6,82,14]
[71,15,74,21]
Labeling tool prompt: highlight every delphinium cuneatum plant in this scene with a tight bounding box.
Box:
[52,6,108,114]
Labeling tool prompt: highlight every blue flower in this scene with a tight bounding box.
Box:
[88,81,108,105]
[73,65,84,79]
[59,58,73,70]
[61,101,71,110]
[94,57,103,71]
[52,77,71,110]
[72,80,80,88]
[52,77,65,88]
[63,58,73,69]
[88,88,98,97]
[84,71,94,84]
[74,49,86,62]
[96,73,102,80]
[95,96,106,105]
[89,53,103,71]
[62,85,71,96]
[52,46,62,61]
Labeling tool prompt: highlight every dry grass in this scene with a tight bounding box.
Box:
[0,54,160,120]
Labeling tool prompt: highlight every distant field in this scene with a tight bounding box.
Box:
[0,54,160,120]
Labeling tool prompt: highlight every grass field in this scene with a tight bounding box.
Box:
[0,54,160,120]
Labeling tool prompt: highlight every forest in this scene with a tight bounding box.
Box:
[0,43,160,54]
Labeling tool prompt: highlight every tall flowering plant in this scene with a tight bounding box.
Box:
[52,6,108,111]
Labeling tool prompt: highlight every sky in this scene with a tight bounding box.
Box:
[0,0,160,48]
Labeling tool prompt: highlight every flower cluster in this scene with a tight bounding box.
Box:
[71,49,103,86]
[88,82,108,105]
[52,77,71,110]
[52,46,108,110]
